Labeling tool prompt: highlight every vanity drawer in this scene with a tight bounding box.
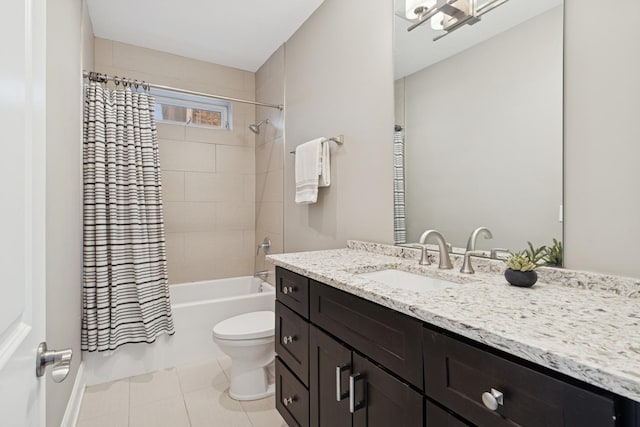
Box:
[310,281,423,389]
[276,267,309,319]
[423,329,617,427]
[276,357,310,427]
[276,301,309,386]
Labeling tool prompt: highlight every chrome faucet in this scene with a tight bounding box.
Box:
[418,230,453,269]
[466,227,493,251]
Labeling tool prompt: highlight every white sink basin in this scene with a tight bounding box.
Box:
[357,269,456,292]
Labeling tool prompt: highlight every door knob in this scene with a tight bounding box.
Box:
[35,342,72,383]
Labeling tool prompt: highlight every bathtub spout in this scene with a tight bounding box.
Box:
[254,270,269,281]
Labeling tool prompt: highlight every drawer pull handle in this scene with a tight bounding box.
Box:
[336,365,350,402]
[282,335,295,345]
[282,286,294,295]
[349,373,366,413]
[283,395,296,407]
[482,388,504,411]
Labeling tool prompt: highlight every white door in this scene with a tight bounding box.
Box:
[0,0,48,426]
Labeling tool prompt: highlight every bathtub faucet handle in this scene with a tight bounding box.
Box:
[256,237,271,256]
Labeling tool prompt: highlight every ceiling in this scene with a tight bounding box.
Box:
[394,0,562,79]
[87,0,325,72]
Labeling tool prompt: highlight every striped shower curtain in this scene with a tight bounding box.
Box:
[82,82,174,352]
[393,126,407,245]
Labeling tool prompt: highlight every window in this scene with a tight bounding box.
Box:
[150,88,232,130]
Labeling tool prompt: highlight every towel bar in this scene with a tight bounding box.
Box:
[290,135,344,154]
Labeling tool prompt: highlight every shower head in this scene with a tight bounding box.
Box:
[248,119,269,134]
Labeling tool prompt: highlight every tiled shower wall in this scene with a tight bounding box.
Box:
[254,46,285,286]
[94,38,257,284]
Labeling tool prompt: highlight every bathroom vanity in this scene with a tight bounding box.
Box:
[269,242,640,426]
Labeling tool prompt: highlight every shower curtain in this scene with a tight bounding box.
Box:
[82,81,174,352]
[393,126,407,245]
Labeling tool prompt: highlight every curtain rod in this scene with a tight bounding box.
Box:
[82,70,284,111]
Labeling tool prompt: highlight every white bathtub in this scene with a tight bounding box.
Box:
[83,276,275,386]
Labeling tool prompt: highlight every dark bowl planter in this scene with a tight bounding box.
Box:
[504,268,537,288]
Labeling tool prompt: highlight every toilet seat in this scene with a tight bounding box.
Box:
[213,311,274,340]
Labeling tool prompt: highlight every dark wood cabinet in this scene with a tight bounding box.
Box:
[310,280,423,389]
[309,325,423,427]
[425,400,471,427]
[275,267,639,427]
[275,301,309,386]
[310,325,352,427]
[276,266,310,318]
[424,328,617,427]
[351,352,423,427]
[276,357,310,427]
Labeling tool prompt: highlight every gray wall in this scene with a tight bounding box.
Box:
[281,0,640,278]
[283,0,395,252]
[45,0,93,425]
[401,7,563,251]
[564,0,640,277]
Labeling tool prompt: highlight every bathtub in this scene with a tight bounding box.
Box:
[83,276,275,386]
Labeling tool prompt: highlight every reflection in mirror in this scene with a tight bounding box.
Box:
[393,0,563,263]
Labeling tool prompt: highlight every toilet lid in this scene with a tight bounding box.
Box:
[213,311,274,340]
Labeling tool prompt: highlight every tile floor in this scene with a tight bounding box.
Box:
[77,355,287,427]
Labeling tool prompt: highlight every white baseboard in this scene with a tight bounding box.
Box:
[61,362,86,427]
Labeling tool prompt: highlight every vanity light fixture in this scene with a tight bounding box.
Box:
[406,0,510,40]
[405,0,444,29]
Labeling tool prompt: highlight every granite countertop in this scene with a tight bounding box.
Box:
[266,242,640,403]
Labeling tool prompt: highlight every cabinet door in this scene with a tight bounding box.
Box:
[352,353,423,427]
[310,326,352,427]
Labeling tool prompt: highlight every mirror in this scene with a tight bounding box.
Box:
[393,0,563,261]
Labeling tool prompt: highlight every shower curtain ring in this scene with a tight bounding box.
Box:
[114,76,120,86]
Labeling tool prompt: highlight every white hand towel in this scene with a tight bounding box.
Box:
[295,138,330,204]
[319,139,330,188]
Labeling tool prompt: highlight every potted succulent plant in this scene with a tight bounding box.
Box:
[544,238,563,267]
[504,242,546,287]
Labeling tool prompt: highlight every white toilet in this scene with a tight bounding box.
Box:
[212,311,275,401]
